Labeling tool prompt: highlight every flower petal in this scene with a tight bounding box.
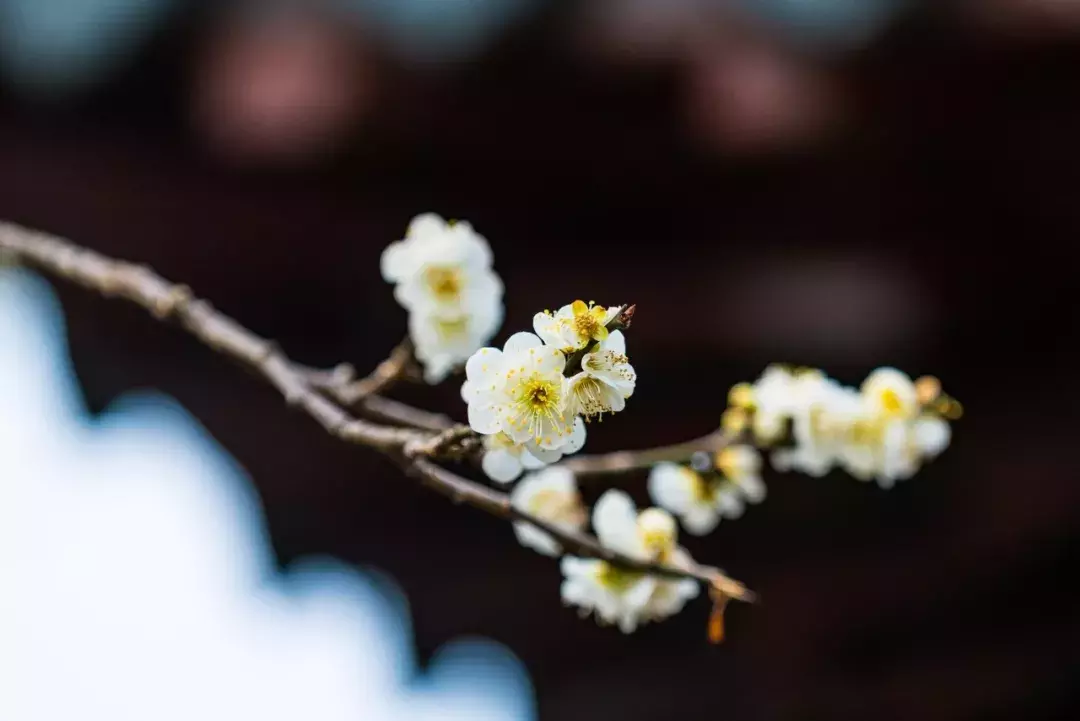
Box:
[503,332,544,354]
[562,417,587,455]
[513,521,561,557]
[459,380,475,403]
[481,448,523,484]
[465,347,502,385]
[647,464,698,514]
[914,416,951,457]
[406,212,446,238]
[682,505,721,536]
[467,401,502,435]
[738,474,767,503]
[602,329,626,356]
[593,490,646,558]
[524,443,563,464]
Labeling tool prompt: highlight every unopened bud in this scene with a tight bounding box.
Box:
[915,376,941,405]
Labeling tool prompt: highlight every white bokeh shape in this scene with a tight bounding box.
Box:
[0,270,534,721]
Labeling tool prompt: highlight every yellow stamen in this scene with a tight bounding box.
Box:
[422,266,462,300]
[727,383,755,409]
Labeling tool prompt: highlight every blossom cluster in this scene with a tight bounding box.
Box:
[381,213,504,383]
[732,365,959,488]
[648,445,765,536]
[508,469,699,633]
[461,301,636,483]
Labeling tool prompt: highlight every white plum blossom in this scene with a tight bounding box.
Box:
[648,445,765,535]
[744,364,799,443]
[756,365,957,488]
[559,490,699,633]
[381,213,504,383]
[462,299,635,469]
[381,213,501,311]
[861,367,919,421]
[463,332,575,451]
[408,300,502,384]
[565,330,636,419]
[533,300,620,353]
[509,467,587,556]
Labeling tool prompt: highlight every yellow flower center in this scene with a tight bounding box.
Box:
[595,562,644,592]
[527,489,584,525]
[507,373,565,443]
[571,375,608,418]
[879,388,904,415]
[433,316,468,339]
[714,448,740,478]
[423,265,462,300]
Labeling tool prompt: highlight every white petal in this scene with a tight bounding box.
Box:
[520,449,551,470]
[513,521,561,557]
[467,402,501,435]
[421,356,454,384]
[459,380,474,403]
[623,576,658,611]
[647,464,698,514]
[914,416,951,457]
[738,474,767,503]
[602,329,626,356]
[503,332,544,354]
[482,448,523,484]
[562,417,587,454]
[406,212,446,238]
[593,490,646,558]
[380,240,412,282]
[464,347,502,385]
[716,491,746,519]
[681,505,720,536]
[532,312,563,347]
[523,443,563,464]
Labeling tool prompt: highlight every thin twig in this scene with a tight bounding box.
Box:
[308,340,414,404]
[300,362,455,432]
[561,429,739,478]
[0,220,754,605]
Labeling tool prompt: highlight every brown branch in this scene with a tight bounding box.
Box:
[562,429,739,478]
[307,340,414,404]
[301,361,455,432]
[0,222,423,453]
[0,220,754,608]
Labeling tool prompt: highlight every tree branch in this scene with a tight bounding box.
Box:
[561,429,739,478]
[0,220,754,609]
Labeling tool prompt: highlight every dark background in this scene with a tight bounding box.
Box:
[2,1,1077,719]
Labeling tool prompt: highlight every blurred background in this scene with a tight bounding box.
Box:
[1,0,1078,719]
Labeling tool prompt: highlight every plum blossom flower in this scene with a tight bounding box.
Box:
[533,300,620,353]
[559,490,699,632]
[565,330,636,419]
[648,445,764,535]
[762,366,958,488]
[509,467,587,556]
[407,299,502,384]
[381,213,504,383]
[463,332,575,451]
